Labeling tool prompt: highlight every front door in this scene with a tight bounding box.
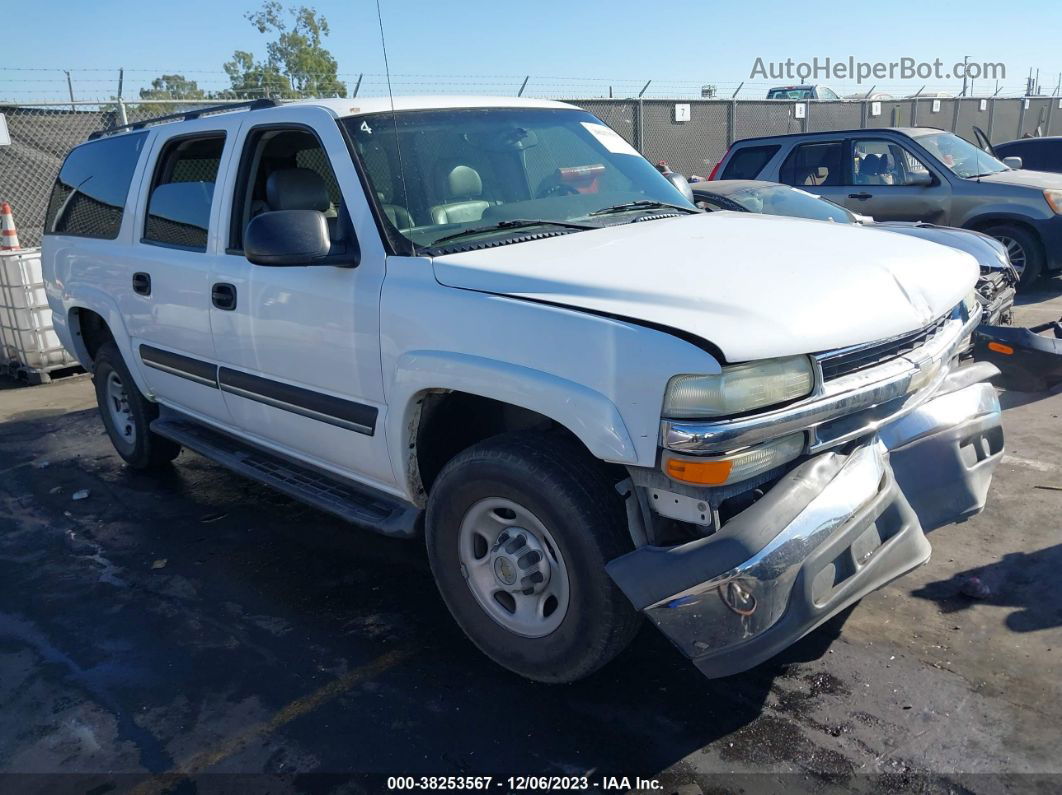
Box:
[840,137,950,223]
[208,106,395,492]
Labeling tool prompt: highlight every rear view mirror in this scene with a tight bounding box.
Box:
[245,210,332,266]
[907,170,933,187]
[1002,156,1023,170]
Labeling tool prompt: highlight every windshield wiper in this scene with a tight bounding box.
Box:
[588,199,699,217]
[430,219,597,246]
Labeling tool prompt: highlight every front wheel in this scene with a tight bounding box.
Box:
[984,224,1044,287]
[93,342,181,470]
[425,433,641,683]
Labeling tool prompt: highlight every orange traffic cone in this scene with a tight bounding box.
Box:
[1,202,20,251]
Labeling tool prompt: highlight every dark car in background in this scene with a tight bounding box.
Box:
[691,180,1017,327]
[992,136,1062,175]
[710,127,1062,285]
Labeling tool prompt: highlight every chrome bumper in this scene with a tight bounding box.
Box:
[608,364,1003,678]
[661,311,979,455]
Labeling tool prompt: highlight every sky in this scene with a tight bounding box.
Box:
[5,0,1061,102]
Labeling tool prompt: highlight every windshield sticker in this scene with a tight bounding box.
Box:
[580,122,640,156]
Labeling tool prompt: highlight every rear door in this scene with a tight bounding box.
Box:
[123,120,237,425]
[839,136,950,222]
[777,140,850,206]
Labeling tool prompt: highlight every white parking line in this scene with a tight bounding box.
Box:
[1002,454,1058,473]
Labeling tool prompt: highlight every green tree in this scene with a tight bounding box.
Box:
[223,2,346,99]
[139,74,207,101]
[126,74,209,116]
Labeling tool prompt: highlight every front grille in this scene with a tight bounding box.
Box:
[817,315,949,381]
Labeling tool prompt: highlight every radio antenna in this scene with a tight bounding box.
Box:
[375,0,415,255]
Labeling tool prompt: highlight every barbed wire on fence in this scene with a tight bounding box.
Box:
[2,66,1059,102]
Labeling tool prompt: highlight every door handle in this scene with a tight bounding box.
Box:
[848,192,873,200]
[132,272,151,296]
[211,283,237,311]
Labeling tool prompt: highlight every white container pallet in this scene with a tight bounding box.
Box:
[1,248,81,384]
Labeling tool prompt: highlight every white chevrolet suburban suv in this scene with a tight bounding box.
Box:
[43,97,1004,683]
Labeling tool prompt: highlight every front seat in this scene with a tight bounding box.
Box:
[430,165,489,225]
[858,154,884,185]
[266,167,341,239]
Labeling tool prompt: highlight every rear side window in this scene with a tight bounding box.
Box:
[998,140,1062,172]
[144,134,226,250]
[44,132,148,239]
[721,145,779,179]
[779,142,843,186]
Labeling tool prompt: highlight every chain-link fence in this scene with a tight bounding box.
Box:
[2,96,1061,246]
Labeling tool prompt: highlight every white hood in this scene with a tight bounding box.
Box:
[431,212,978,361]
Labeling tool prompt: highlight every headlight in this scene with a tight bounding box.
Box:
[1044,189,1062,215]
[663,356,814,418]
[664,433,805,486]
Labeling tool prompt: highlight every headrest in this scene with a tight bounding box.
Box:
[446,165,482,198]
[861,154,882,176]
[266,168,330,212]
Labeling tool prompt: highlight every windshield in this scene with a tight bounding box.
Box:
[719,185,856,223]
[342,107,695,250]
[768,88,813,100]
[917,132,1009,178]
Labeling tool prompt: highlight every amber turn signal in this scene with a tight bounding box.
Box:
[987,341,1014,355]
[664,457,733,485]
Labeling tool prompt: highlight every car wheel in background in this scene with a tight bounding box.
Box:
[425,432,641,683]
[93,342,182,470]
[984,224,1044,288]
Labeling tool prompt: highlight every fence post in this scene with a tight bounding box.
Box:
[951,99,961,134]
[1017,99,1027,138]
[911,99,918,128]
[635,98,644,154]
[728,99,736,146]
[987,98,995,141]
[860,100,867,129]
[117,98,128,127]
[1047,100,1056,136]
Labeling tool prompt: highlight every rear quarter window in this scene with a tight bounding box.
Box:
[44,132,148,239]
[721,145,780,179]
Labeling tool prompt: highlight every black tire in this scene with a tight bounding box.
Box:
[425,432,641,683]
[983,224,1044,288]
[93,341,181,470]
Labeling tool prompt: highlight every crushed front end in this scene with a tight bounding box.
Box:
[608,296,1004,677]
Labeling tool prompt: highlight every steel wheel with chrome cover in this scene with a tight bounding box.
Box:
[93,341,182,470]
[426,432,641,682]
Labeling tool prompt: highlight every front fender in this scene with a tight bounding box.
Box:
[387,350,638,491]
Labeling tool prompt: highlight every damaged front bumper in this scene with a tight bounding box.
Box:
[607,364,1003,678]
[974,318,1062,390]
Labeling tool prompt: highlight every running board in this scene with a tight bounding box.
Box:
[150,413,420,538]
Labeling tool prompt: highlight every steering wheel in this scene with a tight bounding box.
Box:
[538,182,579,198]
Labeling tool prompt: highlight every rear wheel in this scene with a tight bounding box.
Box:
[983,224,1043,287]
[425,433,641,683]
[93,342,181,470]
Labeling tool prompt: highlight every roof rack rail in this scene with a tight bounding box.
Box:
[87,98,278,140]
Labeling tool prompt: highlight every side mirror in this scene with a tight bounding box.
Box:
[665,172,695,204]
[907,170,933,187]
[1002,156,1023,170]
[245,210,331,266]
